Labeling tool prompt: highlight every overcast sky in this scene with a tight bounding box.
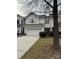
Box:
[17,0,61,17]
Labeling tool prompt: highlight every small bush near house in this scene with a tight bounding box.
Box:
[49,31,54,37]
[49,31,61,38]
[39,31,47,37]
[20,32,26,36]
[17,33,20,35]
[21,33,26,36]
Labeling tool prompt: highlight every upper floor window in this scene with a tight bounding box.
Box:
[23,18,26,24]
[21,20,23,24]
[45,19,49,24]
[21,18,26,24]
[31,19,34,23]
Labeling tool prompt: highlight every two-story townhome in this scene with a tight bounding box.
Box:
[17,12,60,36]
[17,14,25,34]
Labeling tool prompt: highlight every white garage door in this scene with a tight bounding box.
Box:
[27,29,41,36]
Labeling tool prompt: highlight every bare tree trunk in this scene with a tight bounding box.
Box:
[44,0,60,48]
[53,0,59,48]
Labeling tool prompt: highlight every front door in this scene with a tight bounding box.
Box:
[44,28,50,33]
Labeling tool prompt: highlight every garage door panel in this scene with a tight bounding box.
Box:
[27,30,41,35]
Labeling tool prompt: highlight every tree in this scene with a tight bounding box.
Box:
[44,0,61,48]
[52,0,60,48]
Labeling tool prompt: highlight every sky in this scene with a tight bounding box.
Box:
[17,0,61,17]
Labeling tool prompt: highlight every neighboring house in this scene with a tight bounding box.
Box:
[17,14,25,34]
[17,12,61,36]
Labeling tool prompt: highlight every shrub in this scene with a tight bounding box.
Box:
[21,32,26,36]
[17,33,20,35]
[49,31,61,37]
[49,31,54,37]
[39,31,47,37]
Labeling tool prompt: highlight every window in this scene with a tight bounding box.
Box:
[45,19,49,24]
[23,18,26,24]
[44,28,50,33]
[21,27,25,34]
[17,20,19,24]
[31,19,34,23]
[17,30,19,33]
[21,20,23,24]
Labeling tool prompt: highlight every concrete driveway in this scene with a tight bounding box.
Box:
[17,36,39,59]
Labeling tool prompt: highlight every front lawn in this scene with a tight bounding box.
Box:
[21,37,60,59]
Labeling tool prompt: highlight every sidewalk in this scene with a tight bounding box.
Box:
[17,36,39,59]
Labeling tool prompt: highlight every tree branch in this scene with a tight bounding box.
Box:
[44,0,53,8]
[57,3,61,7]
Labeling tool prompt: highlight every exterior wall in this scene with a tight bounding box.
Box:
[50,17,54,27]
[45,17,51,27]
[58,14,61,22]
[39,18,44,23]
[17,27,21,33]
[45,16,54,29]
[25,13,44,24]
[17,15,23,24]
[58,14,61,31]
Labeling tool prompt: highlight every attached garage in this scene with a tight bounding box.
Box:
[27,29,41,36]
[24,24,44,36]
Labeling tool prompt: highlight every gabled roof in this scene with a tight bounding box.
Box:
[25,12,51,18]
[17,14,24,18]
[25,12,38,18]
[17,12,54,19]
